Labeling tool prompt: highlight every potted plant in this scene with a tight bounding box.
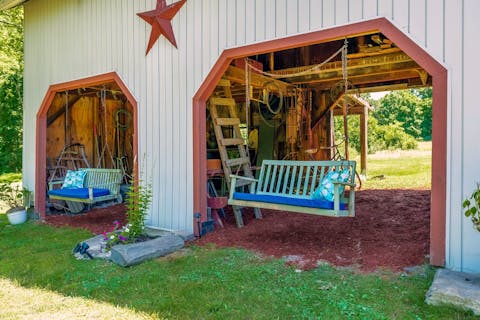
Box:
[463,183,480,231]
[0,183,32,225]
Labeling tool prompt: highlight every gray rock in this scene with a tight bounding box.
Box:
[74,235,110,260]
[110,234,184,267]
[85,235,111,259]
[426,268,480,315]
[144,227,172,238]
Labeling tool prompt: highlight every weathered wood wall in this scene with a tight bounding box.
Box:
[21,0,480,272]
[46,96,134,176]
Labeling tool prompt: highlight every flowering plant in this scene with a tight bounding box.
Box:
[103,220,132,249]
[101,161,152,250]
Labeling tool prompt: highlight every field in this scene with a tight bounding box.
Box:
[362,141,431,190]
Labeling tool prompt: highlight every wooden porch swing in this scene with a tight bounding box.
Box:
[225,40,357,225]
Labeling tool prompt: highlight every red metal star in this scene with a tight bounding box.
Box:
[137,0,186,54]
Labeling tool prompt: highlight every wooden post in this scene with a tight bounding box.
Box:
[360,106,368,175]
[269,52,275,71]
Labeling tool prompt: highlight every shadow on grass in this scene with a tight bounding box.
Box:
[0,215,475,319]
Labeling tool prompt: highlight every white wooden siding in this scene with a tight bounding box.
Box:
[22,0,479,271]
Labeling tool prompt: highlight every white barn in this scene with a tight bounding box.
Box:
[1,0,479,273]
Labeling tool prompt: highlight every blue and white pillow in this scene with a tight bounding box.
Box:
[62,170,86,189]
[312,169,350,202]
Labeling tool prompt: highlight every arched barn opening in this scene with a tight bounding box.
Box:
[193,18,446,271]
[35,72,138,222]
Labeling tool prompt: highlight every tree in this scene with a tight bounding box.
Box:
[0,71,23,173]
[0,7,23,73]
[373,89,432,141]
[0,7,23,173]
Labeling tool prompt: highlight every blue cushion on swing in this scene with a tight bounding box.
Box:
[232,192,347,210]
[48,188,110,199]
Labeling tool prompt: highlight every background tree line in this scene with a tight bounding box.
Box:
[335,88,432,155]
[0,7,23,174]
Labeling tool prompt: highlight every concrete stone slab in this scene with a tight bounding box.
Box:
[172,230,195,241]
[145,227,194,241]
[110,233,184,267]
[426,268,480,315]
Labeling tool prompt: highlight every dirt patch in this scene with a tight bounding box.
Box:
[45,204,127,235]
[195,189,430,272]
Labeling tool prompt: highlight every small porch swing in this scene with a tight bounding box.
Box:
[228,40,357,221]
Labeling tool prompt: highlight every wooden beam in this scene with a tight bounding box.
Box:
[312,92,344,131]
[332,105,369,115]
[269,49,413,78]
[288,61,422,85]
[308,68,428,90]
[360,107,368,175]
[47,95,82,126]
[223,65,294,96]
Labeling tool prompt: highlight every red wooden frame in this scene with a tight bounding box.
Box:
[35,72,138,220]
[192,18,447,266]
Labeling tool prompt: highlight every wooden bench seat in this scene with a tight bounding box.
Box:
[48,168,123,211]
[228,160,356,224]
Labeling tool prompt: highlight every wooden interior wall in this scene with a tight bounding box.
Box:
[46,95,134,178]
[46,94,66,167]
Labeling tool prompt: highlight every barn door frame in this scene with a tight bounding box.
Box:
[192,18,447,266]
[35,71,138,220]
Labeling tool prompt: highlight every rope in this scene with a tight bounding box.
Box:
[246,44,346,79]
[115,109,132,131]
[254,101,284,128]
[97,86,115,168]
[342,38,349,110]
[263,81,283,115]
[342,38,350,160]
[245,58,251,159]
[65,91,69,146]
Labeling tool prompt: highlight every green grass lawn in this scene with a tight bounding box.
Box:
[0,214,475,319]
[0,172,21,184]
[361,142,432,190]
[0,143,466,318]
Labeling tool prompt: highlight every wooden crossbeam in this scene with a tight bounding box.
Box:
[223,65,293,96]
[47,95,82,126]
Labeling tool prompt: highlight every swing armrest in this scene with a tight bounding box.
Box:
[48,180,64,190]
[229,175,258,195]
[229,175,258,183]
[332,181,356,188]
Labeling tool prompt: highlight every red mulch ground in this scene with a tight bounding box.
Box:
[196,189,430,272]
[45,189,430,272]
[45,204,127,235]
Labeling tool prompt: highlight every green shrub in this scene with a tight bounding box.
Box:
[377,122,418,150]
[334,115,417,155]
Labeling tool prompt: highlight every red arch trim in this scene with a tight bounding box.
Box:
[35,72,139,220]
[192,18,447,266]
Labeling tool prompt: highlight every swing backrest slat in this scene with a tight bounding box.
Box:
[255,160,356,200]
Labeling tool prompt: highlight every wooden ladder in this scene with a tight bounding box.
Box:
[209,79,262,227]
